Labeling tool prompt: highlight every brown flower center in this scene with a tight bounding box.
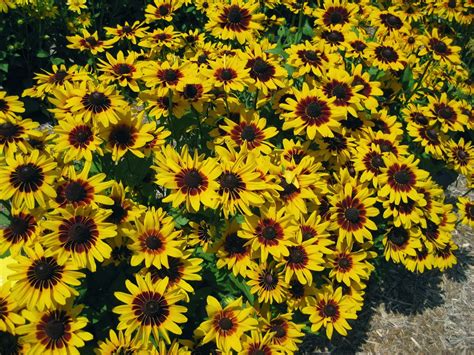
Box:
[145,235,163,250]
[44,319,65,340]
[344,207,360,223]
[218,317,233,330]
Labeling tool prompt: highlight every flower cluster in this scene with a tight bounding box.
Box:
[0,0,472,353]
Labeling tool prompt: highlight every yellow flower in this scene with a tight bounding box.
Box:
[0,91,25,121]
[66,29,117,54]
[303,285,357,339]
[205,0,264,44]
[280,82,345,139]
[98,51,142,92]
[8,244,85,311]
[17,304,93,353]
[113,274,187,344]
[128,207,183,269]
[0,150,57,210]
[195,296,258,353]
[42,206,117,271]
[153,145,221,212]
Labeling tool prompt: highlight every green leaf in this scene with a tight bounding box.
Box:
[401,66,414,90]
[51,57,65,65]
[234,214,245,224]
[36,49,49,58]
[228,274,254,303]
[174,215,189,227]
[0,63,8,73]
[0,208,10,227]
[302,20,313,37]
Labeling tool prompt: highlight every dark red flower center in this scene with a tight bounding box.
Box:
[241,125,257,141]
[218,317,233,330]
[270,320,286,338]
[371,154,385,169]
[50,70,68,84]
[63,181,88,203]
[145,235,163,250]
[69,125,93,148]
[28,257,63,289]
[224,232,247,256]
[44,319,65,340]
[344,207,360,223]
[288,246,307,265]
[0,122,21,141]
[68,222,92,243]
[133,291,169,326]
[219,69,235,81]
[376,46,398,62]
[387,227,408,246]
[227,6,243,23]
[323,30,344,43]
[10,163,44,192]
[437,105,454,120]
[109,124,136,148]
[82,91,111,113]
[381,13,403,29]
[219,172,243,190]
[158,4,170,16]
[325,7,349,26]
[337,256,351,270]
[8,216,29,237]
[34,261,55,281]
[85,36,99,47]
[114,63,133,75]
[352,40,367,52]
[183,169,203,188]
[248,57,274,82]
[183,84,198,99]
[143,300,162,316]
[393,169,411,185]
[323,303,338,317]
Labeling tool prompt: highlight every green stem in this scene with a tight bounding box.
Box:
[294,5,305,44]
[254,89,259,110]
[404,58,433,103]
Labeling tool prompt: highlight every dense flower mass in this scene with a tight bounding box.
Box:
[0,0,472,353]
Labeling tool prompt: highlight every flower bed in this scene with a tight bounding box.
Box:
[0,0,473,353]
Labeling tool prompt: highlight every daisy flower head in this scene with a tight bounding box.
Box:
[113,273,187,344]
[280,82,345,139]
[128,207,183,269]
[195,296,258,353]
[153,145,221,212]
[302,284,357,339]
[205,0,264,44]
